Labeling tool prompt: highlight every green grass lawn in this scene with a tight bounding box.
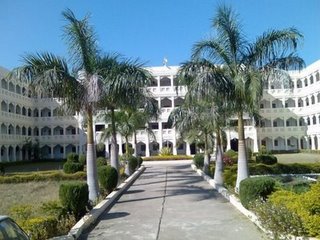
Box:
[0,181,62,216]
[274,153,320,164]
[4,161,64,173]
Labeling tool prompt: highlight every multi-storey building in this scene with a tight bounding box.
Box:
[1,60,320,161]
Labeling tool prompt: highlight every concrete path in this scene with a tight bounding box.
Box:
[80,161,265,240]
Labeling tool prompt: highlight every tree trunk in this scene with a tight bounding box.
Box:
[86,109,99,202]
[110,108,119,173]
[235,110,249,192]
[203,133,210,174]
[214,129,224,185]
[133,132,137,157]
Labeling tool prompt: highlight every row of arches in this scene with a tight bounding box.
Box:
[1,102,64,117]
[0,144,78,162]
[0,124,77,136]
[260,94,320,109]
[260,115,320,127]
[1,78,29,95]
[262,71,320,90]
[148,76,179,87]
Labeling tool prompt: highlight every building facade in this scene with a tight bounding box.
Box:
[1,60,320,161]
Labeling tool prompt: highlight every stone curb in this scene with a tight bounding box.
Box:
[66,165,146,240]
[191,164,317,240]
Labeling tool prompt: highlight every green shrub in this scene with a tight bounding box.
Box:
[239,177,276,209]
[223,166,237,188]
[137,156,143,167]
[98,166,118,194]
[225,149,237,158]
[269,184,320,238]
[253,201,306,239]
[40,200,67,218]
[9,204,34,224]
[159,147,173,156]
[0,163,4,175]
[128,155,138,172]
[79,154,86,166]
[23,216,58,240]
[256,154,277,165]
[0,171,86,184]
[63,162,84,174]
[67,153,79,163]
[96,157,108,167]
[59,182,89,220]
[246,148,253,160]
[143,155,193,161]
[193,153,204,168]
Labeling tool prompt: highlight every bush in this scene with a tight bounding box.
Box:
[79,154,86,166]
[159,147,173,156]
[246,148,253,160]
[223,165,237,188]
[0,171,86,184]
[193,153,204,168]
[96,157,108,167]
[0,163,4,175]
[128,155,138,172]
[59,182,89,220]
[137,156,143,167]
[239,177,276,209]
[253,201,306,239]
[67,153,79,163]
[98,166,118,194]
[63,162,84,174]
[9,204,34,224]
[23,216,58,240]
[269,183,320,238]
[225,149,237,158]
[143,155,193,161]
[256,154,278,165]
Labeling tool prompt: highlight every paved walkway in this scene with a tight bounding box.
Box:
[80,161,265,240]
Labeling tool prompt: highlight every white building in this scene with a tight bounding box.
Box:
[1,60,320,161]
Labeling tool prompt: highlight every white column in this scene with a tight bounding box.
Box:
[119,136,123,155]
[284,137,288,150]
[63,144,66,159]
[311,135,316,150]
[253,128,259,153]
[305,136,310,149]
[186,142,191,155]
[159,121,163,150]
[51,145,54,159]
[172,135,177,155]
[12,146,16,161]
[146,133,150,157]
[226,129,231,150]
[317,136,320,150]
[19,147,23,161]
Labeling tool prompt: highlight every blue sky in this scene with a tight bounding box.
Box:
[0,0,319,70]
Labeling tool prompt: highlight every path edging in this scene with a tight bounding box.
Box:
[191,164,317,240]
[67,165,146,239]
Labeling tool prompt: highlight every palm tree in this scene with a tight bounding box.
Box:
[190,5,305,191]
[168,97,215,174]
[98,62,156,171]
[12,9,103,201]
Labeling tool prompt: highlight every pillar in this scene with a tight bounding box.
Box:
[146,133,150,157]
[311,135,316,150]
[226,129,231,151]
[186,142,191,155]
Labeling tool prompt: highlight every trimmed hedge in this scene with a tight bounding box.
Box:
[256,154,277,165]
[67,153,79,163]
[98,166,118,194]
[250,163,320,175]
[239,177,276,209]
[0,171,86,184]
[79,154,86,166]
[143,155,193,161]
[193,153,204,169]
[128,156,138,172]
[23,216,58,240]
[59,182,89,220]
[96,157,108,167]
[63,162,84,174]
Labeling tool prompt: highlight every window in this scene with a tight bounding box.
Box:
[285,103,288,108]
[141,145,146,151]
[273,121,277,127]
[287,139,290,145]
[60,147,64,153]
[260,103,264,109]
[95,124,105,131]
[274,140,278,146]
[272,103,276,108]
[286,121,289,126]
[149,123,159,130]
